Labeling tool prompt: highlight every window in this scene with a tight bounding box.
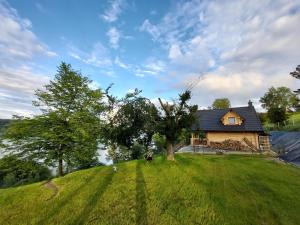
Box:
[228,117,235,125]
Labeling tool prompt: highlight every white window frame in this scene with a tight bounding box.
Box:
[228,117,236,125]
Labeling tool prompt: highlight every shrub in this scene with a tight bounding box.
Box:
[0,155,51,188]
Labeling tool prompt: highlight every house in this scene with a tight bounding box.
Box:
[191,100,270,151]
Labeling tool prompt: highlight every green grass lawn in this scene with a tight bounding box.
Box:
[264,112,300,131]
[1,154,300,225]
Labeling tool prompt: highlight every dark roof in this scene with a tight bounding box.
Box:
[192,106,264,132]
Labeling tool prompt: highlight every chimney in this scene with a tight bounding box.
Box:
[248,100,253,107]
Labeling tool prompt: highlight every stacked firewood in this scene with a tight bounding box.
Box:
[209,139,249,151]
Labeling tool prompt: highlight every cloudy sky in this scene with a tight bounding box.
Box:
[0,0,299,118]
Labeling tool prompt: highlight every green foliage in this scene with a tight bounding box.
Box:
[103,87,158,160]
[290,65,300,79]
[178,128,191,145]
[131,142,146,160]
[2,62,104,176]
[107,145,131,163]
[263,112,300,131]
[212,98,231,109]
[157,90,198,159]
[260,86,299,111]
[152,133,166,153]
[260,86,299,125]
[290,65,300,96]
[257,112,268,124]
[267,107,288,125]
[1,154,300,224]
[158,90,198,144]
[0,155,51,188]
[197,130,206,140]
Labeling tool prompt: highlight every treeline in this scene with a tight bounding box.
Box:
[0,62,197,187]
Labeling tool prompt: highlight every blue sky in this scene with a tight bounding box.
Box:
[0,0,299,118]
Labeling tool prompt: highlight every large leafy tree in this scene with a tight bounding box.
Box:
[290,65,300,94]
[212,98,231,109]
[260,86,299,124]
[260,87,299,111]
[2,63,105,176]
[158,90,198,160]
[103,88,158,161]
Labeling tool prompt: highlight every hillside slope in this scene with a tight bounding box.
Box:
[1,154,300,225]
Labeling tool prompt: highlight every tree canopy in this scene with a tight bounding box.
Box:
[260,86,299,111]
[212,98,231,109]
[290,65,300,95]
[102,87,159,162]
[2,62,105,176]
[260,86,299,124]
[157,90,198,160]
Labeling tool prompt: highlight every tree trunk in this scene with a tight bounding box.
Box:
[166,139,175,160]
[58,157,63,176]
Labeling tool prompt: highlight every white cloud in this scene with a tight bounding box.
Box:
[88,81,101,90]
[168,44,182,60]
[68,42,112,67]
[139,19,160,40]
[114,56,129,69]
[144,59,166,74]
[113,56,166,78]
[0,66,49,95]
[150,10,157,16]
[101,0,125,23]
[127,88,135,94]
[140,0,300,109]
[0,1,56,64]
[132,59,166,78]
[107,27,120,49]
[35,3,46,13]
[0,67,49,118]
[135,73,145,78]
[0,2,56,118]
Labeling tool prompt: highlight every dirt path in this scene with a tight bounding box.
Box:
[43,180,59,200]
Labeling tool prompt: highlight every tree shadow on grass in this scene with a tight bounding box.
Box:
[71,168,115,225]
[136,160,148,225]
[37,168,103,225]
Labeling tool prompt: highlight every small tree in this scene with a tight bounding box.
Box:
[267,107,288,126]
[2,62,105,176]
[212,98,231,109]
[0,155,51,188]
[158,90,198,160]
[290,65,300,79]
[290,65,300,99]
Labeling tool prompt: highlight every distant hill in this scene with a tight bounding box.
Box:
[264,112,300,131]
[0,119,10,133]
[1,154,300,225]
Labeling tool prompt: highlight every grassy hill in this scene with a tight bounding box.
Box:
[264,112,300,131]
[1,154,300,225]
